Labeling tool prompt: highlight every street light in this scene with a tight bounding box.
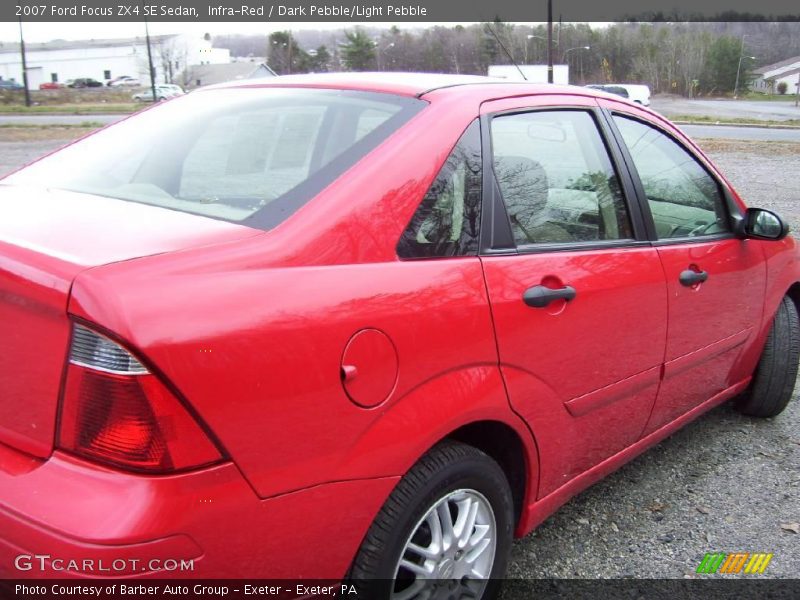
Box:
[374,40,395,70]
[271,37,293,74]
[525,34,546,64]
[562,46,590,62]
[734,54,756,99]
[562,46,590,84]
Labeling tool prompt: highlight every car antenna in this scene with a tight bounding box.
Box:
[485,24,527,81]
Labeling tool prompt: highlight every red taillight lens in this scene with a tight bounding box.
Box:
[58,325,222,473]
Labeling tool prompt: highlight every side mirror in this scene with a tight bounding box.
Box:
[743,208,789,241]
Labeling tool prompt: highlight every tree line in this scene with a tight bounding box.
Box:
[213,21,800,96]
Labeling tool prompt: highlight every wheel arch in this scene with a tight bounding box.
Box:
[446,420,533,531]
[785,282,800,317]
[329,365,541,538]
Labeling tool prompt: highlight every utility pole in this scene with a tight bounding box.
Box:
[17,17,31,107]
[795,71,800,107]
[288,32,293,74]
[143,4,157,102]
[547,0,554,83]
[733,34,747,99]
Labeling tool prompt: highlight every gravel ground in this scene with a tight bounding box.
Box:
[1,133,798,584]
[0,136,77,176]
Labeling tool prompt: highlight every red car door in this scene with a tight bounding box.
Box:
[602,103,766,433]
[478,96,668,496]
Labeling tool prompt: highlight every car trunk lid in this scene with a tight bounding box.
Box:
[0,184,260,458]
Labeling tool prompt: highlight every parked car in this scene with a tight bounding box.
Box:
[585,83,630,99]
[39,82,65,90]
[0,79,23,90]
[1,74,798,595]
[132,84,185,102]
[606,83,651,105]
[586,83,651,105]
[67,78,104,88]
[108,76,142,87]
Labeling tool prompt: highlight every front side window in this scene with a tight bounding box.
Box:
[397,120,482,258]
[613,115,731,239]
[3,88,425,228]
[490,110,632,246]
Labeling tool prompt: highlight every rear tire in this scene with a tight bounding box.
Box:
[736,295,800,417]
[349,441,514,600]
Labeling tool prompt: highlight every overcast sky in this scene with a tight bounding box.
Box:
[0,21,494,44]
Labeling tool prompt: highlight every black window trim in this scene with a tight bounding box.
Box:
[395,118,484,260]
[600,108,743,246]
[479,104,649,256]
[246,91,428,230]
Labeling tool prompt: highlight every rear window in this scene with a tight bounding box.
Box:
[4,88,425,228]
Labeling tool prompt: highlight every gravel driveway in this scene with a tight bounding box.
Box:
[1,133,798,585]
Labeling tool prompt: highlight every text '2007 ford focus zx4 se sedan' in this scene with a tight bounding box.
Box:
[0,73,798,598]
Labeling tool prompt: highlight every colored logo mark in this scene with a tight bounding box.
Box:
[696,552,773,574]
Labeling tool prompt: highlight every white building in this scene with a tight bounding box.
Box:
[751,56,800,95]
[0,34,230,88]
[488,64,570,85]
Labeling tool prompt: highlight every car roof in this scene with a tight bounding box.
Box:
[204,72,607,101]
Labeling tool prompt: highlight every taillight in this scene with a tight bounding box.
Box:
[58,323,223,473]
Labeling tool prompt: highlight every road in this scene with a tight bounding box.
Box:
[651,96,800,122]
[0,114,797,143]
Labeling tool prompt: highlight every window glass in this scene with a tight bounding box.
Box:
[4,89,424,227]
[180,106,328,201]
[397,120,481,258]
[490,110,632,246]
[613,115,730,239]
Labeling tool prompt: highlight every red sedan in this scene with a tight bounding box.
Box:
[0,74,797,596]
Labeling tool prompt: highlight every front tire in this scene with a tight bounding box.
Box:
[736,295,800,417]
[349,441,514,600]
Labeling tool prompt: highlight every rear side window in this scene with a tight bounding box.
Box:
[490,110,632,246]
[397,120,482,259]
[613,115,730,239]
[4,89,425,229]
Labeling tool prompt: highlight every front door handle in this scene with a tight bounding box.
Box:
[679,269,708,287]
[523,284,577,308]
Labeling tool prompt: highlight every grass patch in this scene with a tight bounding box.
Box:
[0,103,138,115]
[0,125,100,142]
[0,121,104,129]
[739,93,800,102]
[669,114,800,127]
[694,138,800,155]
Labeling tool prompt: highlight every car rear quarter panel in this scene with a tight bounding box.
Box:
[70,256,520,498]
[67,93,536,499]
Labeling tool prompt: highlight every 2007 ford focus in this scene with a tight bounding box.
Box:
[1,73,797,598]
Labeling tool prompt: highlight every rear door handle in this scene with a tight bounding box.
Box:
[523,285,577,308]
[679,269,708,287]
